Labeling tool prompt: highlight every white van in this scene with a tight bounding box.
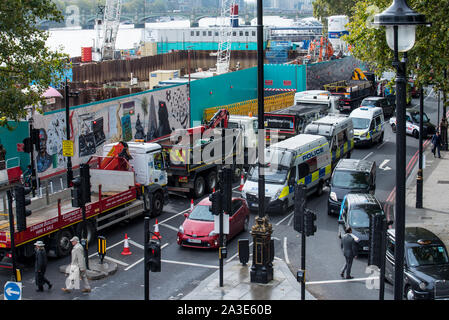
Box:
[242,134,331,213]
[304,114,354,169]
[349,106,385,147]
[294,90,340,114]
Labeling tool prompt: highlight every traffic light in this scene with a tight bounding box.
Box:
[304,208,317,237]
[14,185,32,232]
[22,137,32,153]
[71,177,83,208]
[293,184,306,233]
[209,191,222,216]
[222,168,233,214]
[147,239,161,272]
[80,163,91,204]
[369,213,385,268]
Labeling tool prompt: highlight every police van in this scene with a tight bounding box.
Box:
[349,106,385,147]
[242,134,331,213]
[304,114,354,169]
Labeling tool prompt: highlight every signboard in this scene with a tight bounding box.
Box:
[265,80,273,86]
[62,140,74,157]
[213,213,229,235]
[283,80,292,86]
[4,281,22,300]
[17,143,24,152]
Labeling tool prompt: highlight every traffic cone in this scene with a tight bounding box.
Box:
[121,233,132,255]
[239,173,245,191]
[190,199,194,212]
[152,219,161,240]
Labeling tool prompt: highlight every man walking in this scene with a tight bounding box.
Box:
[340,227,359,279]
[34,241,52,292]
[62,236,91,293]
[432,131,442,158]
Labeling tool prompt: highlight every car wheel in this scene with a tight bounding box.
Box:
[391,123,396,133]
[55,228,74,258]
[346,151,351,159]
[413,130,419,139]
[193,175,206,198]
[378,132,384,144]
[405,285,415,300]
[206,171,217,193]
[327,206,332,216]
[243,216,250,232]
[151,191,164,217]
[315,180,324,197]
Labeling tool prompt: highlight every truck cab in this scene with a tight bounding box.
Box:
[228,115,258,167]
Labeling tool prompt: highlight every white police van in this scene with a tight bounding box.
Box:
[349,106,385,147]
[242,134,332,213]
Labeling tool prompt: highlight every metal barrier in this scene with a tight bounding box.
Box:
[203,91,295,121]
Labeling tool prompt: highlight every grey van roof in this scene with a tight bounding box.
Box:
[309,114,351,126]
[335,159,374,173]
[346,193,380,208]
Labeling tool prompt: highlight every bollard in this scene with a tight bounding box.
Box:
[50,181,54,194]
[238,239,249,265]
[60,177,64,190]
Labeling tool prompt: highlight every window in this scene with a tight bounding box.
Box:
[208,31,212,36]
[231,200,242,216]
[239,31,243,36]
[298,163,309,180]
[288,166,297,185]
[375,116,381,127]
[252,31,256,36]
[233,31,237,36]
[407,246,449,267]
[369,120,375,131]
[306,157,318,173]
[196,31,200,36]
[154,152,164,170]
[337,131,346,148]
[191,31,194,36]
[203,31,206,36]
[387,238,395,256]
[406,115,412,122]
[245,31,249,36]
[215,31,219,36]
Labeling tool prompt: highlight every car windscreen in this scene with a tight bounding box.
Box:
[332,170,370,189]
[411,111,430,123]
[349,206,382,228]
[361,100,377,107]
[248,165,289,185]
[407,245,449,267]
[351,117,371,130]
[188,205,214,222]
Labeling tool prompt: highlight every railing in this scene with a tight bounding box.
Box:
[203,91,295,121]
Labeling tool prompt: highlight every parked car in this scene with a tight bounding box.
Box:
[338,193,385,254]
[390,108,436,138]
[177,197,250,249]
[360,96,395,118]
[327,159,376,216]
[386,227,449,300]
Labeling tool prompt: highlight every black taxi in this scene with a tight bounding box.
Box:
[386,227,449,300]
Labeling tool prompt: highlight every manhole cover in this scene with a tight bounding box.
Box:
[438,180,449,184]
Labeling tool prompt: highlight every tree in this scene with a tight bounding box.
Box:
[0,1,69,127]
[342,0,449,103]
[313,0,358,25]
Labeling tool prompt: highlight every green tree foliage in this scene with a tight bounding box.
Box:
[313,0,357,23]
[342,0,449,101]
[0,0,69,127]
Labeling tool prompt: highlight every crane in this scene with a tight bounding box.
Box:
[93,0,122,61]
[216,1,237,74]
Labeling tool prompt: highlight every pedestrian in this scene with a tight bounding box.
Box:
[34,241,52,292]
[61,236,91,293]
[340,227,359,280]
[431,131,442,158]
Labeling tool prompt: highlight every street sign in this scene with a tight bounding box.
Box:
[4,281,22,300]
[213,213,229,235]
[16,143,24,152]
[62,140,74,157]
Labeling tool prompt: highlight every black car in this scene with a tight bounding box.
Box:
[338,193,384,255]
[360,96,395,118]
[328,159,376,216]
[386,227,449,300]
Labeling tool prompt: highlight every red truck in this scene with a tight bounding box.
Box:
[0,141,168,265]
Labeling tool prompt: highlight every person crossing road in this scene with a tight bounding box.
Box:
[340,227,359,280]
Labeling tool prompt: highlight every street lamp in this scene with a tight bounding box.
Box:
[374,0,426,300]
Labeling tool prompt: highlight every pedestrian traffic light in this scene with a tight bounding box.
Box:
[369,213,385,268]
[71,177,83,208]
[80,163,91,204]
[222,168,233,214]
[304,209,317,237]
[22,137,32,153]
[293,184,306,233]
[147,239,161,272]
[14,185,32,232]
[209,191,222,216]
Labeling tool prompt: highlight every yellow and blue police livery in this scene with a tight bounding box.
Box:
[349,106,385,147]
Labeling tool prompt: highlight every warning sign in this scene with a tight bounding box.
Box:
[62,140,74,157]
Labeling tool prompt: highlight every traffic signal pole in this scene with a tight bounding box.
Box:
[301,218,306,300]
[6,190,18,282]
[144,216,150,300]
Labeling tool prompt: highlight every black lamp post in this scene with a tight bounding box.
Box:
[374,0,426,300]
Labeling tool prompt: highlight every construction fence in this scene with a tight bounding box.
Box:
[203,91,295,121]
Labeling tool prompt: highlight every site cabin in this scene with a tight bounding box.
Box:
[227,115,258,170]
[323,80,375,113]
[0,142,167,264]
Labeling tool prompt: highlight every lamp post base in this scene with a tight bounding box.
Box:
[250,216,273,284]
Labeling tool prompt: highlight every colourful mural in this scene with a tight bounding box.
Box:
[32,85,189,179]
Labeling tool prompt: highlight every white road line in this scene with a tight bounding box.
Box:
[158,208,189,225]
[128,239,144,250]
[159,223,180,232]
[124,243,169,271]
[276,212,294,226]
[362,152,373,160]
[88,240,125,258]
[287,214,294,226]
[283,237,290,265]
[306,276,379,285]
[104,256,129,266]
[161,259,219,269]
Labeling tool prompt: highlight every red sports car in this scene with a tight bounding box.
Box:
[177,197,250,249]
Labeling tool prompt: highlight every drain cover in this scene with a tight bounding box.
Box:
[438,180,449,184]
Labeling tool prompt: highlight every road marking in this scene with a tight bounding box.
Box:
[124,243,169,271]
[288,214,294,226]
[362,152,373,160]
[128,239,144,250]
[379,159,392,171]
[377,139,389,149]
[276,212,294,226]
[159,223,180,232]
[158,208,189,225]
[104,256,129,266]
[306,276,379,285]
[283,237,290,265]
[161,259,219,269]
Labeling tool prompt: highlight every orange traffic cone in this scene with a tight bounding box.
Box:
[190,199,194,212]
[152,219,161,240]
[121,233,132,255]
[239,173,245,191]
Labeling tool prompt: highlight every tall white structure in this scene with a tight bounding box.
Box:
[94,0,122,61]
[327,15,349,53]
[216,1,237,74]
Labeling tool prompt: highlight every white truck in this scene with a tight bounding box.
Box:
[227,115,258,170]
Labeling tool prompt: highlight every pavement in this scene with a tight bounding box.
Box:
[182,258,316,300]
[405,144,449,249]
